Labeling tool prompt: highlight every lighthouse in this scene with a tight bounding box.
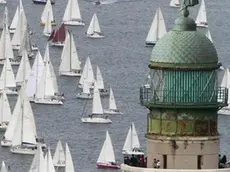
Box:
[138,0,228,170]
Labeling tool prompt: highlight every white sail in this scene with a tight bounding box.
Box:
[53,140,66,165]
[220,68,230,107]
[97,130,116,163]
[86,14,102,35]
[26,51,44,99]
[0,8,14,60]
[122,122,141,152]
[29,146,45,172]
[18,25,33,56]
[79,57,94,87]
[195,0,208,27]
[0,58,16,89]
[63,0,82,22]
[82,78,90,94]
[1,161,8,172]
[41,0,54,24]
[169,0,180,7]
[0,91,11,124]
[16,50,31,84]
[43,11,52,36]
[10,7,19,30]
[109,88,117,110]
[65,143,74,172]
[46,148,56,172]
[59,32,81,72]
[206,30,213,43]
[11,10,27,48]
[96,66,104,90]
[92,83,103,114]
[145,7,167,44]
[0,7,9,30]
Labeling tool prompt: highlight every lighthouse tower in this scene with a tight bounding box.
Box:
[140,0,228,170]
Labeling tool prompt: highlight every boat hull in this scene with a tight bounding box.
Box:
[32,0,55,4]
[10,146,36,155]
[34,98,63,105]
[103,109,123,115]
[196,23,208,28]
[99,89,109,96]
[54,162,66,167]
[97,163,120,169]
[0,59,20,66]
[0,123,8,131]
[0,0,6,4]
[145,42,156,47]
[59,71,82,77]
[12,45,20,50]
[32,46,38,51]
[51,42,65,47]
[86,33,105,39]
[81,117,112,124]
[40,21,56,26]
[9,29,16,34]
[76,93,93,99]
[170,4,180,7]
[1,140,11,147]
[44,33,51,37]
[218,109,230,115]
[0,88,18,95]
[63,20,85,26]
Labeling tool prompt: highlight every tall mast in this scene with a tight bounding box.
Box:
[69,31,72,72]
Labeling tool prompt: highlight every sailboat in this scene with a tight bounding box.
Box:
[34,44,64,105]
[28,146,45,172]
[195,0,208,28]
[10,93,37,155]
[62,0,85,26]
[40,0,56,26]
[53,140,66,167]
[1,84,46,147]
[218,68,230,115]
[169,0,180,8]
[86,13,105,38]
[43,11,52,37]
[81,82,112,124]
[26,51,44,102]
[49,24,66,46]
[0,58,17,95]
[145,7,167,46]
[15,50,31,86]
[33,0,55,4]
[0,91,12,131]
[65,143,75,172]
[1,161,8,172]
[45,148,56,172]
[96,66,109,96]
[0,8,20,66]
[206,30,213,43]
[11,10,27,50]
[97,131,120,169]
[76,78,93,99]
[122,122,144,155]
[59,31,82,76]
[78,57,95,88]
[104,88,122,115]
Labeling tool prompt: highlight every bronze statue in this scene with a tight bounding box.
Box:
[180,0,199,16]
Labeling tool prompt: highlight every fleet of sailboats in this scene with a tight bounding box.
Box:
[195,0,208,28]
[145,7,167,46]
[59,31,82,76]
[62,0,85,26]
[97,131,120,169]
[86,13,105,38]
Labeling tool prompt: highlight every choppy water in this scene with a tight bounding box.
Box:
[0,0,230,172]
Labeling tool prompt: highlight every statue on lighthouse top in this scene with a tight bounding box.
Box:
[180,0,199,17]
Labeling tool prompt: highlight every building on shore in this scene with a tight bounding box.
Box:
[122,0,229,171]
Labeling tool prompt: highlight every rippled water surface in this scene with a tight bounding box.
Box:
[0,0,230,171]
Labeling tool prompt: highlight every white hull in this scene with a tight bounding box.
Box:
[170,4,180,7]
[54,162,66,167]
[81,117,112,124]
[12,45,20,50]
[86,33,105,39]
[76,93,93,99]
[16,81,25,87]
[0,123,8,131]
[218,109,230,115]
[44,33,51,37]
[59,71,82,77]
[0,60,20,66]
[196,23,208,28]
[10,146,36,155]
[32,46,38,51]
[1,140,11,147]
[122,150,144,155]
[0,0,6,4]
[104,109,123,115]
[0,89,18,95]
[9,29,15,34]
[51,42,65,47]
[34,98,63,105]
[63,20,85,26]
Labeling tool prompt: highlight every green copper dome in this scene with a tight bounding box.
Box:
[150,6,218,68]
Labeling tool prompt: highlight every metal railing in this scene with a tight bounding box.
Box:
[140,86,228,108]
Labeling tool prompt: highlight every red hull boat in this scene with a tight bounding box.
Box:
[97,163,120,169]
